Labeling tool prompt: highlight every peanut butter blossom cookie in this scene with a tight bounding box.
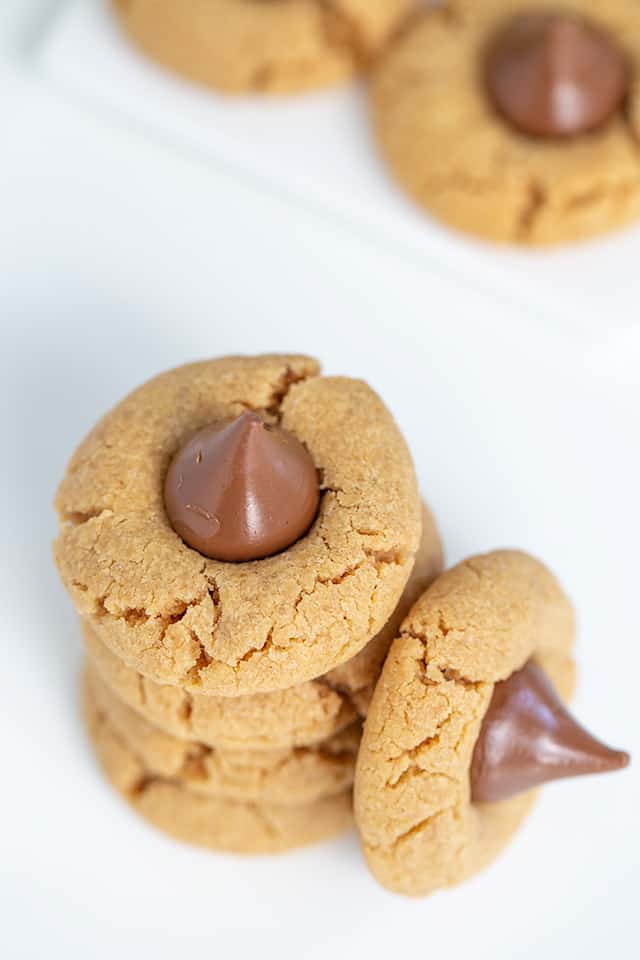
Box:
[354,551,629,896]
[111,0,412,94]
[371,1,640,245]
[83,503,443,751]
[55,355,421,696]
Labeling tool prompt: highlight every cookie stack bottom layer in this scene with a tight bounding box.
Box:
[83,670,355,854]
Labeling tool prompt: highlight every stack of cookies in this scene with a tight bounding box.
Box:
[54,355,443,854]
[54,354,629,892]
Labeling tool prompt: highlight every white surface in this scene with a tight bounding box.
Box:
[0,3,639,959]
[38,0,640,337]
[0,0,60,55]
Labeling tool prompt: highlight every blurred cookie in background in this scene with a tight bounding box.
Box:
[110,0,414,95]
[371,1,640,245]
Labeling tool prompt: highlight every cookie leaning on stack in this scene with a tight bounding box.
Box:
[354,550,630,895]
[55,354,440,853]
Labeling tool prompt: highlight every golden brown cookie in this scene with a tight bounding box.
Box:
[371,1,640,245]
[54,355,421,696]
[354,550,576,896]
[84,622,357,750]
[84,678,354,854]
[111,0,413,95]
[83,502,443,750]
[86,664,360,805]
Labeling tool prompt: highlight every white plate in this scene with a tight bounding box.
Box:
[36,0,640,339]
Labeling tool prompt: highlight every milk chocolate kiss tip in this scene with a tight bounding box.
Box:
[164,411,320,562]
[485,11,629,138]
[470,660,630,804]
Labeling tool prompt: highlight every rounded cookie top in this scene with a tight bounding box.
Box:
[111,0,412,95]
[83,501,443,750]
[83,681,354,855]
[85,665,360,806]
[354,550,576,897]
[55,355,421,695]
[371,0,640,245]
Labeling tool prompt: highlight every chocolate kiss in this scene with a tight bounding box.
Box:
[164,412,320,562]
[485,12,629,138]
[470,660,629,803]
